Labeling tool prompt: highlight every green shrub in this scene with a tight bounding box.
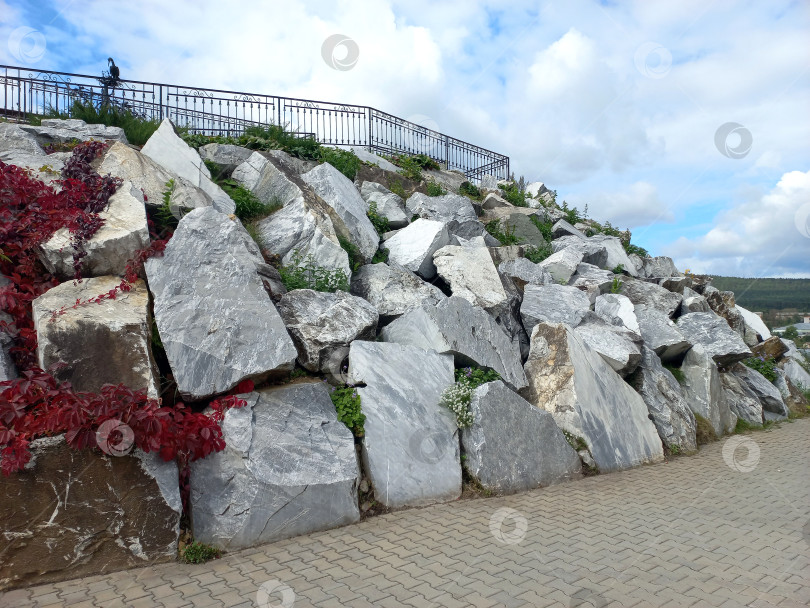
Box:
[279,251,349,292]
[220,179,280,221]
[426,180,445,196]
[181,541,221,564]
[497,183,527,207]
[743,356,777,383]
[625,243,650,258]
[560,200,581,224]
[529,216,554,242]
[330,386,365,436]
[339,237,363,272]
[395,156,423,181]
[612,264,625,275]
[610,276,622,294]
[524,243,552,263]
[458,181,482,201]
[156,179,178,231]
[455,366,500,388]
[485,219,519,245]
[372,247,389,264]
[367,201,390,236]
[318,147,361,180]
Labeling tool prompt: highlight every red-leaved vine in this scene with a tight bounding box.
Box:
[0,141,245,476]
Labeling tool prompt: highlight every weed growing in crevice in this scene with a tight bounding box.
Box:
[329,385,365,436]
[485,219,519,245]
[367,201,389,236]
[278,251,349,293]
[742,356,777,383]
[181,541,221,564]
[438,367,501,428]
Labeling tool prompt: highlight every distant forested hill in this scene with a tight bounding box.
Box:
[710,277,810,311]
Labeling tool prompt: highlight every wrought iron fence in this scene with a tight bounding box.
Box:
[0,65,509,181]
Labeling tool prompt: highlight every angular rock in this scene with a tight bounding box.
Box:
[380,296,528,391]
[677,312,751,366]
[449,220,500,247]
[637,256,679,278]
[141,119,235,214]
[730,363,789,421]
[0,122,46,159]
[569,263,615,303]
[32,277,158,397]
[384,219,450,279]
[525,181,548,198]
[348,341,459,508]
[680,286,711,315]
[350,263,446,323]
[781,357,810,391]
[349,146,400,172]
[551,219,586,239]
[704,287,747,338]
[21,118,127,145]
[523,323,664,473]
[774,368,810,417]
[99,141,214,213]
[502,213,547,250]
[301,163,379,261]
[595,293,640,334]
[574,312,643,377]
[39,181,150,279]
[0,437,179,590]
[751,336,788,360]
[620,279,682,317]
[405,192,477,224]
[277,290,378,372]
[631,346,697,453]
[462,381,581,493]
[480,175,498,190]
[198,143,253,176]
[720,372,764,426]
[423,168,468,195]
[481,192,511,210]
[498,258,552,292]
[537,247,584,284]
[680,344,737,436]
[737,305,771,345]
[256,196,351,277]
[552,235,609,268]
[520,284,591,330]
[488,244,525,266]
[232,151,302,207]
[360,182,409,229]
[190,384,360,550]
[635,305,691,363]
[145,208,297,399]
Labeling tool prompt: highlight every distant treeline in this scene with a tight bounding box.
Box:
[710,277,810,312]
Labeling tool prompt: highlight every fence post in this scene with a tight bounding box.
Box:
[366,108,372,152]
[159,85,163,120]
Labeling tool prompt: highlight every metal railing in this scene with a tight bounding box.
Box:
[0,65,509,181]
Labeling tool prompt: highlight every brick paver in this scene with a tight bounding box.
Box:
[3,420,809,607]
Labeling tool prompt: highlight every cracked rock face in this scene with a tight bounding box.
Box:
[720,371,764,426]
[520,284,591,330]
[635,305,691,363]
[19,118,127,145]
[676,312,751,366]
[574,312,643,377]
[277,289,378,373]
[620,279,682,317]
[631,346,697,453]
[145,207,297,400]
[405,192,477,224]
[32,276,159,398]
[380,296,528,392]
[190,383,360,550]
[383,219,451,279]
[729,362,789,421]
[523,323,664,473]
[350,263,446,323]
[0,437,180,591]
[680,344,737,437]
[462,380,581,493]
[348,341,459,508]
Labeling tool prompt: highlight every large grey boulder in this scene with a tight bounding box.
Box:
[190,384,360,550]
[635,305,691,363]
[350,263,446,323]
[703,287,748,341]
[680,286,711,315]
[360,182,409,229]
[631,346,697,453]
[589,235,637,275]
[574,312,643,377]
[523,323,664,473]
[0,150,65,186]
[433,245,513,319]
[32,277,159,398]
[720,372,764,426]
[39,181,150,279]
[349,146,400,172]
[620,279,682,317]
[551,219,586,239]
[680,344,737,436]
[348,341,459,508]
[520,284,591,330]
[406,192,477,224]
[380,296,528,392]
[737,305,771,345]
[302,163,379,261]
[141,119,235,214]
[232,151,302,207]
[498,258,553,292]
[462,381,581,493]
[0,122,46,159]
[595,293,640,334]
[502,213,547,250]
[145,208,297,400]
[384,219,450,279]
[20,118,127,145]
[99,142,213,213]
[537,247,584,283]
[199,143,254,176]
[637,256,679,278]
[449,220,500,247]
[569,263,615,303]
[277,289,378,373]
[552,236,608,268]
[774,367,810,416]
[729,363,789,421]
[677,312,752,366]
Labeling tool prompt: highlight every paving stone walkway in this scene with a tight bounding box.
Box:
[3,419,809,608]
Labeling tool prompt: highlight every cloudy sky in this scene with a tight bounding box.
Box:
[2,0,809,277]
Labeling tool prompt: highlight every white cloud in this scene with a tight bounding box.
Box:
[566,181,674,229]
